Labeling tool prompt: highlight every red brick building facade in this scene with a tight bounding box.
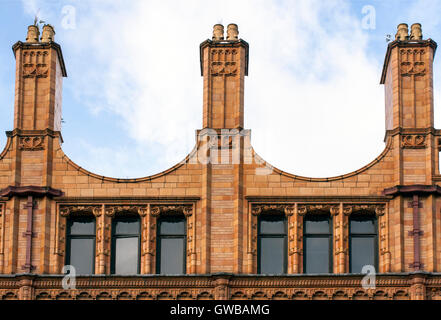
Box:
[0,22,441,300]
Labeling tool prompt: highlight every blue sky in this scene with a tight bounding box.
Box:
[0,0,440,178]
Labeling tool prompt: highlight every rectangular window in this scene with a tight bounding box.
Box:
[111,216,140,274]
[157,216,186,274]
[349,214,378,273]
[303,214,332,274]
[66,216,95,274]
[258,215,287,274]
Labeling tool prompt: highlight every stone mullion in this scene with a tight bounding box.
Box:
[140,204,151,274]
[188,204,197,274]
[379,204,391,273]
[0,203,5,274]
[95,205,106,274]
[247,202,256,273]
[289,203,301,274]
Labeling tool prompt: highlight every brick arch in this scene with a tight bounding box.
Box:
[96,292,112,300]
[272,291,289,300]
[76,292,93,300]
[196,292,213,300]
[231,291,248,300]
[251,291,268,300]
[292,291,308,300]
[373,290,388,300]
[176,292,193,300]
[35,292,52,300]
[332,291,348,300]
[352,291,369,300]
[136,292,153,300]
[311,291,328,300]
[55,292,71,300]
[2,292,18,300]
[116,292,132,300]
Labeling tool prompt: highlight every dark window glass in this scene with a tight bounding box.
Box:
[159,219,186,235]
[157,216,186,274]
[349,215,377,273]
[303,215,332,274]
[111,216,140,275]
[66,217,95,275]
[159,238,185,274]
[258,215,286,274]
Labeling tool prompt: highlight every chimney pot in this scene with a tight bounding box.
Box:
[226,23,239,40]
[40,24,55,43]
[213,24,224,41]
[410,23,423,40]
[26,25,40,43]
[395,23,409,41]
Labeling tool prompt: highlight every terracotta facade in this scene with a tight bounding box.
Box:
[1,23,441,300]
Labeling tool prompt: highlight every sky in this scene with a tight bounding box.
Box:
[0,0,440,179]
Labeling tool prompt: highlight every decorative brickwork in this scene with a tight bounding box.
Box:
[0,22,440,299]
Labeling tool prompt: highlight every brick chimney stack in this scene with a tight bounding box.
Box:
[381,23,437,131]
[13,23,66,132]
[200,24,249,129]
[381,23,438,185]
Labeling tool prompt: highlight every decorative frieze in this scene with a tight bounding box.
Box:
[251,204,294,216]
[401,135,426,149]
[104,205,147,217]
[210,49,238,77]
[297,204,340,216]
[150,205,193,217]
[343,204,385,216]
[59,205,101,217]
[22,50,49,78]
[18,136,45,151]
[400,49,426,77]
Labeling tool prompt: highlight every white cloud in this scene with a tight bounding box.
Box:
[21,0,387,178]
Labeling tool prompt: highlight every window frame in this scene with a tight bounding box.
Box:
[110,214,141,275]
[257,213,288,274]
[156,215,187,275]
[348,213,378,273]
[303,214,333,274]
[65,215,96,275]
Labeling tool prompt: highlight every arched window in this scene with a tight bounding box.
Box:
[156,215,186,274]
[349,213,378,273]
[303,214,332,274]
[111,215,140,274]
[257,214,287,274]
[66,215,95,274]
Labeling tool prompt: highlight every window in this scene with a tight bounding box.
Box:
[111,215,140,274]
[156,215,186,274]
[257,214,287,274]
[303,214,332,274]
[66,216,95,274]
[349,214,378,273]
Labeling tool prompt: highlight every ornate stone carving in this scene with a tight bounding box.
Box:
[18,136,45,151]
[401,135,426,149]
[210,49,237,77]
[59,205,101,217]
[104,205,147,217]
[400,49,426,77]
[251,204,294,217]
[296,204,340,216]
[22,51,49,78]
[342,204,386,217]
[150,205,193,217]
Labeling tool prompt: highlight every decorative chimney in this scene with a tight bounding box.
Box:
[40,24,55,43]
[200,23,249,129]
[395,23,409,41]
[381,23,436,130]
[26,25,40,43]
